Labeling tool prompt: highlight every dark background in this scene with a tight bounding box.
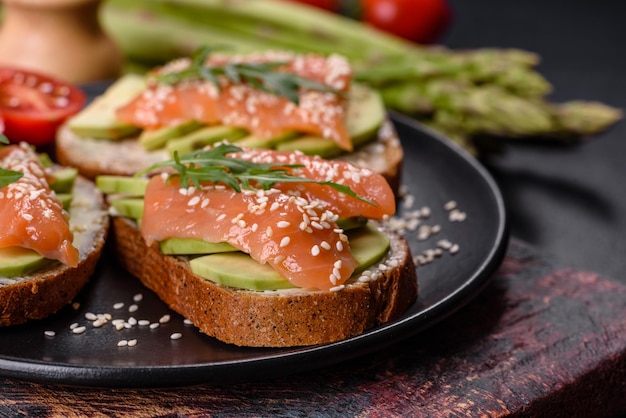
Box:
[442,0,626,281]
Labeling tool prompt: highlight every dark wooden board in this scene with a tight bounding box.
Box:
[1,239,625,417]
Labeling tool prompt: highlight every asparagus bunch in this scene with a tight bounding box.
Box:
[101,0,622,154]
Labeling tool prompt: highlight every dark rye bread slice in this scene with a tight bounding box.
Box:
[111,216,418,347]
[0,177,109,326]
[55,119,404,195]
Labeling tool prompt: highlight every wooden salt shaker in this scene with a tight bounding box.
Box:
[0,0,122,83]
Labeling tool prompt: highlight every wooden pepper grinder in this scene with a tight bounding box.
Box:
[0,0,122,83]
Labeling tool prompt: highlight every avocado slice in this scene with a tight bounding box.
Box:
[139,120,204,151]
[276,84,385,157]
[160,238,237,255]
[96,176,149,196]
[109,197,144,219]
[68,74,146,140]
[49,167,78,194]
[188,222,390,291]
[166,125,248,156]
[235,131,299,149]
[0,247,54,278]
[56,193,73,210]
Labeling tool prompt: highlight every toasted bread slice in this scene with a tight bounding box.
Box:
[111,216,417,347]
[55,119,404,195]
[0,177,109,326]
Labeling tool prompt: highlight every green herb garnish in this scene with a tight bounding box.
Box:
[138,143,375,205]
[0,134,24,188]
[156,46,338,105]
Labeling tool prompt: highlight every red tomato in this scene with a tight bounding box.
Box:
[361,0,452,44]
[0,67,86,147]
[280,0,338,12]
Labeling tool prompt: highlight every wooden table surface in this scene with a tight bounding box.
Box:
[1,240,624,417]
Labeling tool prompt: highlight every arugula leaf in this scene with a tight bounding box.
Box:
[155,46,338,105]
[0,134,25,188]
[137,143,375,205]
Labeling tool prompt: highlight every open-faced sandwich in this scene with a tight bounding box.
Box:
[56,48,404,193]
[0,140,109,326]
[97,143,417,347]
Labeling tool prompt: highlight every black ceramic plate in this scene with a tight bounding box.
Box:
[0,112,508,388]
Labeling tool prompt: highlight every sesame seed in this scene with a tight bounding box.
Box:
[149,323,160,330]
[330,285,345,292]
[266,226,274,237]
[187,196,201,206]
[128,304,139,313]
[128,339,138,347]
[117,340,128,347]
[311,245,320,256]
[279,237,291,247]
[320,241,331,250]
[336,241,344,251]
[170,332,183,340]
[444,200,457,211]
[69,322,79,329]
[93,319,107,328]
[113,302,124,310]
[184,319,193,325]
[159,315,171,324]
[84,312,97,321]
[449,244,460,254]
[277,221,291,228]
[133,293,143,302]
[138,320,151,326]
[127,317,138,326]
[44,330,56,337]
[72,326,87,334]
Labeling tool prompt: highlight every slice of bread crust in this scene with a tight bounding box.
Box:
[111,216,418,347]
[55,119,404,195]
[0,176,110,326]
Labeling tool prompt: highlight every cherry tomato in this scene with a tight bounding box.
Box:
[0,67,86,147]
[361,0,452,44]
[280,0,338,12]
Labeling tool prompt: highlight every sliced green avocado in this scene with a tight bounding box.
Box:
[49,167,78,194]
[68,74,146,140]
[139,120,204,151]
[56,193,73,210]
[235,131,298,149]
[160,238,237,255]
[190,252,297,291]
[166,125,248,156]
[276,84,385,157]
[0,247,54,278]
[96,176,149,196]
[109,197,144,219]
[189,222,390,291]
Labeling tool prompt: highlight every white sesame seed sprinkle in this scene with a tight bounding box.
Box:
[44,330,56,337]
[72,326,87,334]
[133,293,143,302]
[128,304,139,313]
[170,332,183,340]
[159,315,171,324]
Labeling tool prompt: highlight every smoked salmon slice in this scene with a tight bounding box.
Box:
[115,52,354,151]
[140,147,395,290]
[0,144,78,267]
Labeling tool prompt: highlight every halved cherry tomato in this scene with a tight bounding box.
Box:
[361,0,452,44]
[280,0,338,12]
[0,67,86,147]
